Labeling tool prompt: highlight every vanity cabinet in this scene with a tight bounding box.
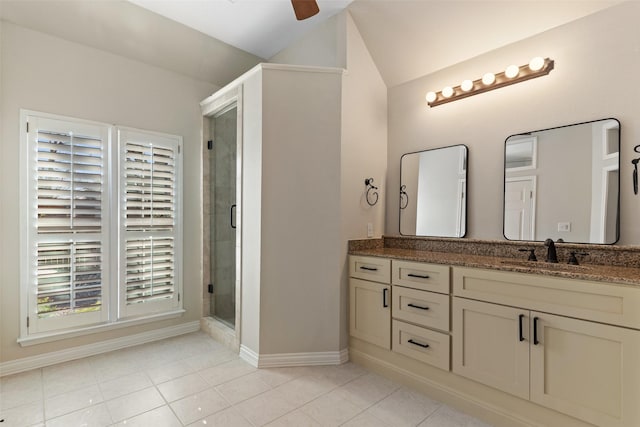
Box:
[349,256,451,368]
[452,267,640,427]
[349,256,391,349]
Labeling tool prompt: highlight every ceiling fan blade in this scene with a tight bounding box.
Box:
[291,0,320,20]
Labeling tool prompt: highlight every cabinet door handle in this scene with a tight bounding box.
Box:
[533,317,540,345]
[407,303,429,311]
[382,288,389,308]
[407,273,430,279]
[518,314,525,342]
[408,339,430,349]
[360,266,378,271]
[230,204,237,229]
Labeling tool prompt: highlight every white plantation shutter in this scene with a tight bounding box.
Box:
[21,112,183,338]
[124,143,176,231]
[118,128,182,317]
[125,237,175,304]
[24,114,110,333]
[36,130,104,233]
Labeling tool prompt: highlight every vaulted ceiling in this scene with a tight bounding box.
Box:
[130,0,621,87]
[0,1,622,88]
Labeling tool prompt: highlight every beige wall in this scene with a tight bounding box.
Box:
[259,68,343,354]
[339,13,387,348]
[386,1,640,245]
[268,12,388,351]
[0,22,217,363]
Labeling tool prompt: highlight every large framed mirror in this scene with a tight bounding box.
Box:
[400,145,468,237]
[503,118,620,244]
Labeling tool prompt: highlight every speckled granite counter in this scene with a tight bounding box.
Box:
[349,236,640,287]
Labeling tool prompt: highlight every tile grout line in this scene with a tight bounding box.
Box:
[153,375,186,427]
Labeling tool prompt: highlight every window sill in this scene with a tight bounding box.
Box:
[17,309,186,347]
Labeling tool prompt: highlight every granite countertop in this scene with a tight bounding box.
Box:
[349,247,640,288]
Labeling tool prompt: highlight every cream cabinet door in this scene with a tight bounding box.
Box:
[530,312,640,427]
[349,278,391,349]
[452,297,530,400]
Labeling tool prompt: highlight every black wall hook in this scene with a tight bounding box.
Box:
[365,178,379,206]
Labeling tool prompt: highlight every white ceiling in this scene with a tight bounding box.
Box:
[129,0,354,59]
[129,0,621,88]
[348,0,622,87]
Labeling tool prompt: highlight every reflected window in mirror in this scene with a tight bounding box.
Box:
[400,145,468,237]
[505,136,537,171]
[503,118,620,244]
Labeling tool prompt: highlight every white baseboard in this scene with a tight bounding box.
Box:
[239,344,260,367]
[0,321,200,377]
[239,346,349,368]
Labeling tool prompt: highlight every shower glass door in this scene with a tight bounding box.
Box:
[209,105,237,328]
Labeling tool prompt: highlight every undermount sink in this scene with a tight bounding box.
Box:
[499,259,597,272]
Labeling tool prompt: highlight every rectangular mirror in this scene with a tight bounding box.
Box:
[400,145,468,237]
[503,118,620,244]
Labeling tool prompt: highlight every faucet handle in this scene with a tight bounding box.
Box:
[518,248,538,262]
[567,252,588,265]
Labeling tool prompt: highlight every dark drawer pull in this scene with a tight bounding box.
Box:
[408,339,430,349]
[383,288,389,308]
[533,317,540,345]
[360,266,378,271]
[407,273,430,279]
[407,303,429,311]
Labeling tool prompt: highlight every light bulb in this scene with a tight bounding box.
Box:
[425,92,437,103]
[442,86,454,98]
[482,73,495,85]
[529,57,545,71]
[461,80,473,92]
[505,65,519,78]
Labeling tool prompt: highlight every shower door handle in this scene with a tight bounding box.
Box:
[231,204,237,229]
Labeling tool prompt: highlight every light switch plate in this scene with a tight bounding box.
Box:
[367,222,374,237]
[558,222,571,232]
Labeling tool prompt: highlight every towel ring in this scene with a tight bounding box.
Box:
[365,178,379,206]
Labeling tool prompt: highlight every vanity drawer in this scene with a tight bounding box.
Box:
[392,286,450,331]
[349,255,391,283]
[392,320,450,371]
[392,260,450,294]
[453,267,640,329]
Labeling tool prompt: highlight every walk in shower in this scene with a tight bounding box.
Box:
[209,105,237,327]
[203,101,240,343]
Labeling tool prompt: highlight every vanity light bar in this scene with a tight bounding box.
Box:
[425,57,554,107]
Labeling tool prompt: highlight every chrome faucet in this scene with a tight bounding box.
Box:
[544,238,558,263]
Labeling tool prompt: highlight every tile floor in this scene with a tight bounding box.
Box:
[0,332,493,426]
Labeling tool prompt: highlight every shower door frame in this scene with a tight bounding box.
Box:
[202,85,243,343]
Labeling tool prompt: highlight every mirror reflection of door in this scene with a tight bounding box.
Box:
[599,167,619,243]
[505,177,535,240]
[503,118,620,244]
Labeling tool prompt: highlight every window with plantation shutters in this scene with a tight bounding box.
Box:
[21,111,183,340]
[23,114,110,333]
[118,128,182,317]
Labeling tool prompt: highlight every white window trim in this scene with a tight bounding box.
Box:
[19,110,184,344]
